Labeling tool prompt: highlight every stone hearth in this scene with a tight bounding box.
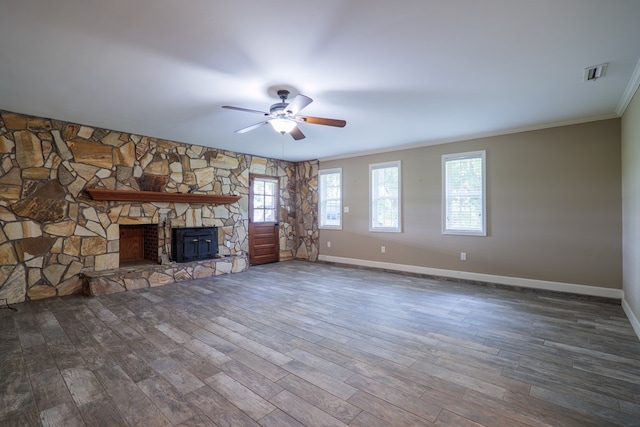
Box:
[83,254,247,296]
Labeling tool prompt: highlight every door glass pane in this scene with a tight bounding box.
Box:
[253,209,264,222]
[254,180,264,194]
[265,209,275,222]
[264,196,274,209]
[265,181,275,195]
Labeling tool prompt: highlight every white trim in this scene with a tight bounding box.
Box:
[622,295,640,341]
[617,58,640,116]
[442,150,486,236]
[318,255,623,299]
[369,160,402,233]
[318,167,343,230]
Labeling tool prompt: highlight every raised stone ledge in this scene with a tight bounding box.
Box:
[82,254,248,296]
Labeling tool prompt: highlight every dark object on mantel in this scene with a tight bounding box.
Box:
[172,227,218,263]
[136,174,169,192]
[86,188,241,204]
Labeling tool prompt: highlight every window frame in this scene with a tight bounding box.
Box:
[318,168,343,230]
[369,160,402,233]
[442,150,486,236]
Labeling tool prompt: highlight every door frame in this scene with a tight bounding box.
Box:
[249,174,281,265]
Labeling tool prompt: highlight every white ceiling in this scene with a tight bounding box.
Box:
[1,1,639,161]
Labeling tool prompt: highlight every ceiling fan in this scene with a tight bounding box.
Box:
[222,90,346,140]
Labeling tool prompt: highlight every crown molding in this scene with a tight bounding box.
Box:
[319,114,619,162]
[617,57,640,116]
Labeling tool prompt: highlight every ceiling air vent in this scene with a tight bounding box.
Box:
[583,63,608,82]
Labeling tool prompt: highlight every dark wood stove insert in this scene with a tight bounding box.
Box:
[171,227,218,263]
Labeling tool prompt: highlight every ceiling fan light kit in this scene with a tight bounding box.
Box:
[269,118,297,134]
[222,89,346,141]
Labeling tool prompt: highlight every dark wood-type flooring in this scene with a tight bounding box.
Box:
[2,261,640,426]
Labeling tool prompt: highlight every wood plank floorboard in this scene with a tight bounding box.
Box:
[1,260,639,426]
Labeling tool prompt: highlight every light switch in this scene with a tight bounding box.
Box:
[344,206,350,213]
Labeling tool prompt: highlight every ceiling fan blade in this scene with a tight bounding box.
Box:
[222,105,269,115]
[290,126,305,140]
[236,121,268,134]
[299,115,347,128]
[286,95,313,116]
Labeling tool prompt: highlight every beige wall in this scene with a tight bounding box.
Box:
[622,87,640,330]
[320,119,622,289]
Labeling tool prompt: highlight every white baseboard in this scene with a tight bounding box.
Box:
[622,296,640,341]
[318,255,624,299]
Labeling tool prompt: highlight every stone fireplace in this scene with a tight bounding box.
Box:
[0,109,320,304]
[82,215,243,295]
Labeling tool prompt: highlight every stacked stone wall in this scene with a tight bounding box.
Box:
[294,160,320,261]
[0,110,318,304]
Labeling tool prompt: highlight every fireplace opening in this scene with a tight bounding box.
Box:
[119,224,159,267]
[172,226,218,263]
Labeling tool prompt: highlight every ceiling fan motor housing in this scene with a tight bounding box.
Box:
[270,103,289,116]
[272,90,292,116]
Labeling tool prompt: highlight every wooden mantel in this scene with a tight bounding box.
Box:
[86,188,241,204]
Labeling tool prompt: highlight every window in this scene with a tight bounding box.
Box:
[442,150,486,236]
[252,176,278,223]
[370,161,401,232]
[319,168,342,229]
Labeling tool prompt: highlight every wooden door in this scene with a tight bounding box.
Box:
[119,226,144,262]
[249,175,280,265]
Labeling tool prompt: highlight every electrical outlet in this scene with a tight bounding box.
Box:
[327,241,331,248]
[460,252,466,261]
[381,246,386,254]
